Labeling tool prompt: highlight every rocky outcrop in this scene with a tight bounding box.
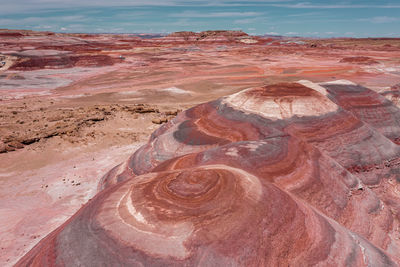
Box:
[16,80,400,266]
[0,104,160,154]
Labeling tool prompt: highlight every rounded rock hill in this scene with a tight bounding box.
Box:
[17,80,400,266]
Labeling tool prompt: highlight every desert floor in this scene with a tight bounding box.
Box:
[1,30,400,265]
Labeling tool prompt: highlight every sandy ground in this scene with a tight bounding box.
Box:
[0,96,187,265]
[0,30,400,265]
[0,143,142,264]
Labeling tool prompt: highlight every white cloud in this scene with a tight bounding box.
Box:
[370,16,399,24]
[0,0,290,14]
[286,11,321,17]
[357,16,400,24]
[269,2,400,9]
[171,11,263,18]
[33,25,53,29]
[383,32,399,37]
[234,17,263,24]
[305,31,319,35]
[0,15,89,27]
[1,0,400,15]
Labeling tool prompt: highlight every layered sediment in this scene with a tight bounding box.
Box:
[18,80,400,266]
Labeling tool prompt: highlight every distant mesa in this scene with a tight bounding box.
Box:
[0,31,25,37]
[0,29,55,37]
[168,30,248,38]
[166,30,257,43]
[17,80,400,266]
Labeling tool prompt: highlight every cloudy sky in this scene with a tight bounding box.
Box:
[0,0,399,37]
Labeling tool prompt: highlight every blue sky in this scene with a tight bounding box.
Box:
[0,0,399,37]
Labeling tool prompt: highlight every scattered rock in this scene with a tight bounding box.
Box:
[165,110,178,116]
[7,141,24,149]
[151,117,168,124]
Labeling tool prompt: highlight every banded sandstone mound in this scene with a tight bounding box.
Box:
[17,81,400,266]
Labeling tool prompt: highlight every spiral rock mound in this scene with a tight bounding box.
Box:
[18,80,400,266]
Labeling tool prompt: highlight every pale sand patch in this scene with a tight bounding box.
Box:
[0,143,143,266]
[320,79,357,86]
[298,80,329,95]
[160,87,191,95]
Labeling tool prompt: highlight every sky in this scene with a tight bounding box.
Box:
[0,0,399,37]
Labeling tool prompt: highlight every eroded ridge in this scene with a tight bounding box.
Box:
[18,81,400,266]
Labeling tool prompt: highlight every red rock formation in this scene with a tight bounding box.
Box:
[10,54,119,70]
[17,81,400,266]
[340,56,379,65]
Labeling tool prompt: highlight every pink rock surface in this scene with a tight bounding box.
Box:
[18,81,400,266]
